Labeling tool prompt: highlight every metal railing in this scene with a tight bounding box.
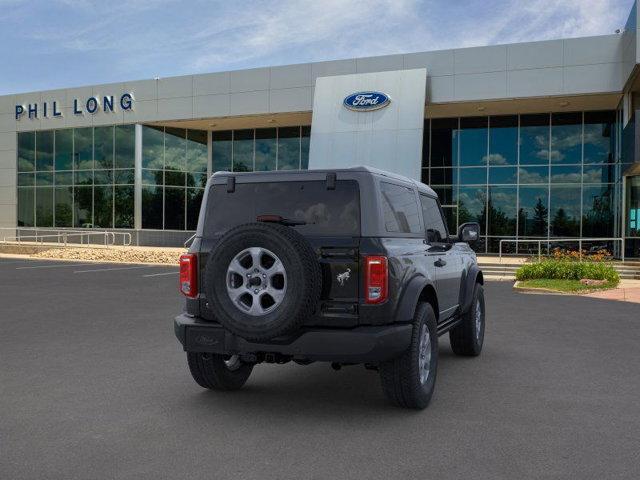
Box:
[498,238,625,262]
[0,228,132,248]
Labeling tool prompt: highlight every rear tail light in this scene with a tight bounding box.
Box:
[179,254,198,298]
[364,256,388,304]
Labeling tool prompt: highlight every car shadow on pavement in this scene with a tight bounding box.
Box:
[176,343,472,421]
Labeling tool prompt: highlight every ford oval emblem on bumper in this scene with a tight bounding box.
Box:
[195,335,220,346]
[343,91,391,111]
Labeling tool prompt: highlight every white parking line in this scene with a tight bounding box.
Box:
[74,265,160,274]
[142,271,179,277]
[16,263,91,270]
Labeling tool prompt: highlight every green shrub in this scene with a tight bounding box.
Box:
[515,260,619,285]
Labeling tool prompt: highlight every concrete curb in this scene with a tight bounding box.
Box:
[512,281,567,295]
[0,252,179,266]
[513,280,619,296]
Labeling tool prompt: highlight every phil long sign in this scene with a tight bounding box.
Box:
[15,93,134,120]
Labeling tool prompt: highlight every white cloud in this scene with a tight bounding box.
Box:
[189,0,426,70]
[453,0,631,47]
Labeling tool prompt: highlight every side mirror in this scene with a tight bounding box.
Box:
[458,222,480,244]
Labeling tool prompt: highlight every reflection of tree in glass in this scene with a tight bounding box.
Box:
[165,170,184,186]
[74,188,92,217]
[115,186,135,228]
[518,198,548,237]
[583,191,613,236]
[457,200,472,226]
[551,208,579,237]
[533,198,548,236]
[56,203,72,226]
[458,190,485,227]
[35,207,53,227]
[484,196,516,236]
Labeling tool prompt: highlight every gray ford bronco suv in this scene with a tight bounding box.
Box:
[174,166,485,409]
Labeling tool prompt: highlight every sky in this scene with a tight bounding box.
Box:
[0,0,636,95]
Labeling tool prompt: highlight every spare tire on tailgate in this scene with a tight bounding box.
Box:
[204,222,322,342]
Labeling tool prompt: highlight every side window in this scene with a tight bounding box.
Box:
[420,194,448,243]
[380,182,421,234]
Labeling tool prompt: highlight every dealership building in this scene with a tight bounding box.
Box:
[2,5,640,256]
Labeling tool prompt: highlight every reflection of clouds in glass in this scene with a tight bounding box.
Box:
[583,167,604,183]
[534,134,547,148]
[294,200,359,231]
[295,203,329,224]
[185,141,208,172]
[490,191,517,216]
[482,153,507,165]
[550,188,581,217]
[583,127,608,149]
[339,200,359,231]
[550,171,581,183]
[549,150,564,162]
[535,149,549,161]
[551,131,581,150]
[583,125,610,162]
[531,133,550,161]
[520,126,550,164]
[458,190,485,213]
[518,168,545,183]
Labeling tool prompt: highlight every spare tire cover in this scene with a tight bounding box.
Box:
[204,222,322,342]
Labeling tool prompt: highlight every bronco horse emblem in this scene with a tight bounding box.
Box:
[336,268,351,286]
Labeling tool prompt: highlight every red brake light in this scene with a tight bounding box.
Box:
[179,254,198,298]
[364,256,388,304]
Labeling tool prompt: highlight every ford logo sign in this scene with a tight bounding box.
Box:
[343,91,390,111]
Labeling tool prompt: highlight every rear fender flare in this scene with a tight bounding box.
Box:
[396,275,436,323]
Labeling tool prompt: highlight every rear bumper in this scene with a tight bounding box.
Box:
[174,313,411,363]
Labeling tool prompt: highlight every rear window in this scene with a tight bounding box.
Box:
[205,180,360,236]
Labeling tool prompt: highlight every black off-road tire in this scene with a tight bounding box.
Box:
[379,302,438,409]
[204,222,322,342]
[449,283,485,356]
[187,353,253,391]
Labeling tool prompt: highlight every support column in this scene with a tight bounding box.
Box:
[134,124,143,236]
[207,130,213,176]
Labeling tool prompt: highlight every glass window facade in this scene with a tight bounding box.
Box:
[15,112,624,249]
[212,126,310,173]
[141,126,208,231]
[17,124,310,233]
[17,126,135,228]
[423,111,620,253]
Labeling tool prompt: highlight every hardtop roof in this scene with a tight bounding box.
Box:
[211,166,437,197]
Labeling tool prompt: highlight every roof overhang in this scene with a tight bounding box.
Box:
[148,111,312,131]
[426,93,622,118]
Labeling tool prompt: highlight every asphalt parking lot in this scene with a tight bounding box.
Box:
[1,257,639,480]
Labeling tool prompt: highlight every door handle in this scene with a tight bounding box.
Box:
[434,258,447,267]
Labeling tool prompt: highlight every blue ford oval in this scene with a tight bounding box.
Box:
[343,91,391,111]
